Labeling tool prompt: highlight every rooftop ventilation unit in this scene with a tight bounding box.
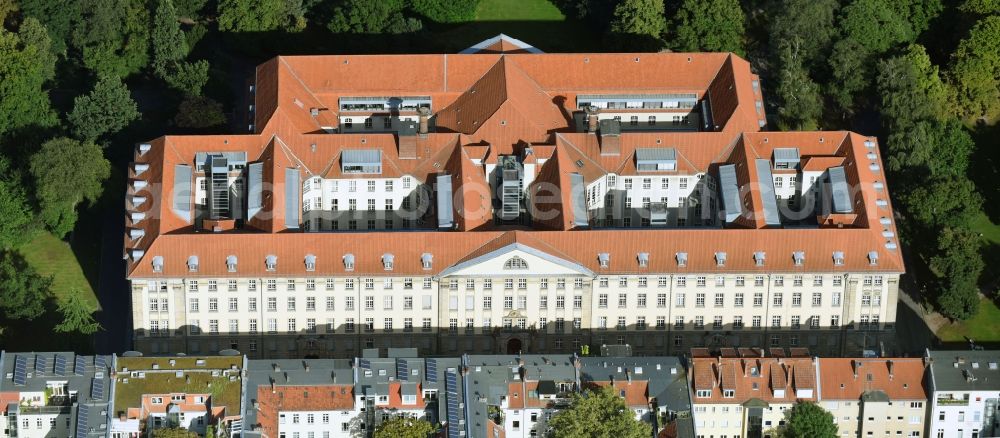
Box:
[828,166,853,214]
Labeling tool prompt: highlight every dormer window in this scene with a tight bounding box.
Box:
[754,251,765,266]
[868,251,879,266]
[226,255,237,273]
[382,254,394,271]
[695,389,711,398]
[676,252,688,267]
[152,256,164,273]
[305,254,316,272]
[715,252,727,267]
[637,252,649,268]
[187,256,199,272]
[344,254,355,271]
[598,253,610,269]
[832,251,845,266]
[792,251,805,266]
[421,253,433,270]
[723,389,735,398]
[265,255,277,271]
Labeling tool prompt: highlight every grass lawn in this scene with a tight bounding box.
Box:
[432,0,601,53]
[936,297,1000,343]
[17,232,99,309]
[476,0,567,21]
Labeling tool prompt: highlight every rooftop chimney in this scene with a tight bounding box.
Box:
[887,360,894,380]
[418,107,431,136]
[585,106,599,133]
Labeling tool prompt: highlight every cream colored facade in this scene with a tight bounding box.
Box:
[131,244,899,358]
[822,398,926,438]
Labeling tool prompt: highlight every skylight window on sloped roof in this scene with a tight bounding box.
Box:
[187,256,199,272]
[637,252,649,267]
[421,253,433,270]
[598,253,610,268]
[793,251,805,266]
[676,252,688,267]
[382,254,394,271]
[833,251,845,266]
[754,251,766,266]
[152,256,163,272]
[305,254,317,272]
[226,255,238,272]
[344,254,355,271]
[265,255,277,271]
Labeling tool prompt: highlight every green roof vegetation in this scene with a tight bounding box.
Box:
[113,356,244,417]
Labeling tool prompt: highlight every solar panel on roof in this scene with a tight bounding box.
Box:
[445,370,461,438]
[91,378,105,400]
[54,354,67,376]
[74,356,85,375]
[397,359,408,381]
[12,356,27,386]
[75,404,89,438]
[426,359,438,383]
[95,356,107,370]
[35,355,48,375]
[359,359,371,370]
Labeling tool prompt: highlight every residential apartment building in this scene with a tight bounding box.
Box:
[124,35,904,359]
[927,350,1000,438]
[690,348,818,438]
[109,356,245,438]
[0,352,112,438]
[817,358,927,438]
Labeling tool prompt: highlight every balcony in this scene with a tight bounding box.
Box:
[937,397,969,406]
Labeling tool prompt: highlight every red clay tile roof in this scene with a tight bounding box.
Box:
[255,385,354,437]
[125,49,903,280]
[818,358,927,401]
[692,355,817,404]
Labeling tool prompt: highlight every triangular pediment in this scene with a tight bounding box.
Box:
[440,242,593,277]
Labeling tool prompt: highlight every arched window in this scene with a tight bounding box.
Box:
[504,256,528,270]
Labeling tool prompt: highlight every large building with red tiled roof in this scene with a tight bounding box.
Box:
[125,37,902,359]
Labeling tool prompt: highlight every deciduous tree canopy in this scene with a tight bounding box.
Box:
[949,15,1000,120]
[68,74,141,142]
[29,138,111,238]
[547,386,649,438]
[784,402,837,438]
[670,0,745,55]
[372,417,436,438]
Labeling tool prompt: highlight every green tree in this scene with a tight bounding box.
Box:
[931,227,984,320]
[67,74,141,142]
[17,18,57,83]
[174,0,209,19]
[0,23,57,137]
[547,386,649,438]
[0,158,36,250]
[839,0,914,54]
[670,0,745,55]
[373,417,436,438]
[903,175,981,229]
[72,0,150,78]
[327,0,422,34]
[877,44,951,129]
[769,0,839,68]
[884,119,973,181]
[827,38,870,115]
[152,0,188,76]
[411,0,480,23]
[174,95,226,128]
[783,402,837,438]
[217,0,288,32]
[152,429,199,438]
[775,39,823,131]
[53,289,101,335]
[961,0,1000,14]
[827,0,929,115]
[607,0,665,50]
[949,15,1000,120]
[164,60,209,96]
[18,0,77,55]
[29,138,111,237]
[0,251,51,321]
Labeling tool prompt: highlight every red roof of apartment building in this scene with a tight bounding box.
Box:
[691,349,818,405]
[818,358,927,401]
